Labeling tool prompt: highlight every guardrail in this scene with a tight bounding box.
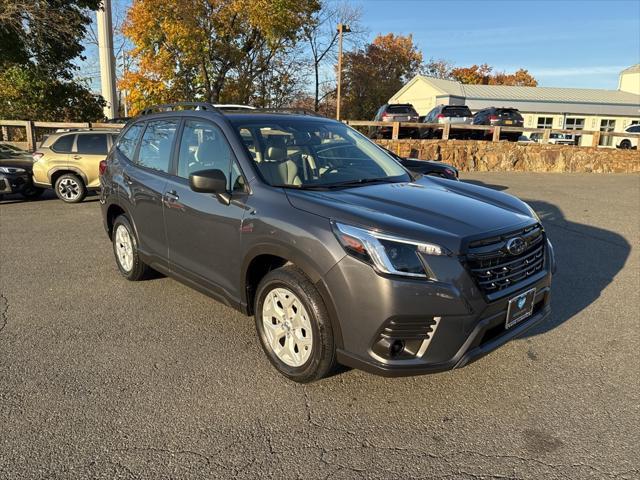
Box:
[0,120,125,151]
[345,120,640,147]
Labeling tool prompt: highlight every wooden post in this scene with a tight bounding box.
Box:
[492,126,501,142]
[25,121,36,152]
[592,131,601,148]
[542,129,551,144]
[392,122,400,140]
[442,123,450,140]
[1,126,7,141]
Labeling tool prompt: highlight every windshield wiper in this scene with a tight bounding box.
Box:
[273,178,400,190]
[317,178,400,189]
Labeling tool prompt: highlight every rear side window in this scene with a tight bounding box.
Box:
[52,135,75,153]
[497,109,523,120]
[76,134,108,155]
[137,120,178,173]
[442,106,472,117]
[117,124,144,160]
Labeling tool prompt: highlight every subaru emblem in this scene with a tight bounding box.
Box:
[506,237,526,255]
[517,295,527,309]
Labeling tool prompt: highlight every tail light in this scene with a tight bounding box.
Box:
[381,113,390,120]
[489,115,498,122]
[32,152,43,162]
[436,114,445,119]
[99,160,108,176]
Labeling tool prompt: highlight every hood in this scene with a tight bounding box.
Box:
[285,178,535,253]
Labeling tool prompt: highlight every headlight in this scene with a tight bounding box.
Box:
[0,166,25,174]
[332,222,450,278]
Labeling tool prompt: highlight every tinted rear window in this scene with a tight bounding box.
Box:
[52,135,75,153]
[76,134,108,155]
[387,105,417,115]
[442,106,472,117]
[496,109,523,120]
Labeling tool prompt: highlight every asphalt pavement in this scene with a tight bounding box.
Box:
[1,173,638,479]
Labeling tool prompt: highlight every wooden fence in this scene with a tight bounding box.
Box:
[0,120,125,151]
[345,120,640,147]
[1,118,638,152]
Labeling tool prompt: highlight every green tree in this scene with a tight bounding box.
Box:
[0,0,105,120]
[341,33,422,120]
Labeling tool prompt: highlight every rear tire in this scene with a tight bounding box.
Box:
[112,215,150,281]
[619,140,631,149]
[54,173,86,203]
[255,265,336,383]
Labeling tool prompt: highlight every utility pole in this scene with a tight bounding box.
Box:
[335,23,350,121]
[122,52,128,117]
[97,0,118,119]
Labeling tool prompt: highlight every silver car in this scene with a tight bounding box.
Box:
[421,105,473,139]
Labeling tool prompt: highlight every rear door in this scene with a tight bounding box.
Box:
[42,135,74,183]
[73,133,110,188]
[122,119,179,266]
[163,118,249,300]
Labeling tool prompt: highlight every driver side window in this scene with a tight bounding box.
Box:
[177,120,246,192]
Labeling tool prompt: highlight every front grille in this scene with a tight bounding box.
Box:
[465,224,545,295]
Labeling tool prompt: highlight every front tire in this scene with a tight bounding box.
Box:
[619,140,632,149]
[255,266,336,383]
[54,173,86,203]
[112,215,149,281]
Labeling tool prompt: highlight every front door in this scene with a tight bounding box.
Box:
[164,118,249,301]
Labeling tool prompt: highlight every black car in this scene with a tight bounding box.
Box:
[472,107,524,141]
[100,102,554,383]
[0,147,44,200]
[381,147,459,180]
[369,103,420,139]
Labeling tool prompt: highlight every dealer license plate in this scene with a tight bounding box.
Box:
[505,288,536,329]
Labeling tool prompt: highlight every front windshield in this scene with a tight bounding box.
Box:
[230,118,410,188]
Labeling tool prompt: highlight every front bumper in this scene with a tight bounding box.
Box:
[0,172,31,194]
[323,248,554,377]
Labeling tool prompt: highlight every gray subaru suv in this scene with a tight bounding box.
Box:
[100,102,555,383]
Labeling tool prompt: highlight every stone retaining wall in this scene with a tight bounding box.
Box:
[375,139,639,173]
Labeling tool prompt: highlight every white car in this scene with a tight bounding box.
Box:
[616,124,640,149]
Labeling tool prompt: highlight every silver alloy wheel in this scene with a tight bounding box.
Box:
[262,287,313,367]
[114,225,134,272]
[58,177,81,201]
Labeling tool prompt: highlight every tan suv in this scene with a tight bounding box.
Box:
[32,129,119,203]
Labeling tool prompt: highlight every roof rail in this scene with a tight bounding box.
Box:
[139,102,220,116]
[252,108,325,117]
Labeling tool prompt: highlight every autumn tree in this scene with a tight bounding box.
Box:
[121,0,320,114]
[449,64,537,86]
[0,0,105,120]
[341,33,422,120]
[304,0,363,112]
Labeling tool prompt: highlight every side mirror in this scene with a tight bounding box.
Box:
[189,169,227,194]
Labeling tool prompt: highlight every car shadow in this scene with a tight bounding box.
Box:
[0,191,100,205]
[463,180,631,338]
